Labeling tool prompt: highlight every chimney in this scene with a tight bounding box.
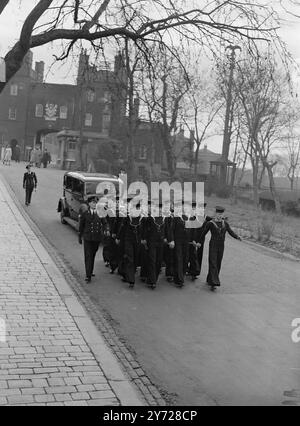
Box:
[77,49,89,85]
[35,61,44,82]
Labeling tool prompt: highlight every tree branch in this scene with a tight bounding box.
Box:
[0,0,9,16]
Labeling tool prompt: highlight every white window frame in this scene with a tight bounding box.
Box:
[35,104,43,118]
[10,84,18,96]
[60,106,68,119]
[85,113,93,127]
[8,108,17,120]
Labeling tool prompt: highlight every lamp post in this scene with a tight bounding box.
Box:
[220,45,241,187]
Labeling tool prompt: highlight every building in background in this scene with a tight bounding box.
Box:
[0,50,127,170]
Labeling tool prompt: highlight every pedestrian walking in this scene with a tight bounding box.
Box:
[164,204,175,282]
[141,202,166,289]
[188,203,211,281]
[113,201,127,276]
[30,146,42,167]
[167,202,191,288]
[3,145,12,165]
[23,164,37,206]
[41,149,51,168]
[116,200,142,288]
[78,197,103,283]
[139,200,152,282]
[199,206,242,291]
[36,147,42,168]
[14,144,21,163]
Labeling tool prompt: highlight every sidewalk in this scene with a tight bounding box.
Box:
[0,177,144,406]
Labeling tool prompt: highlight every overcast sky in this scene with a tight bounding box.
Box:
[1,1,300,152]
[1,1,300,83]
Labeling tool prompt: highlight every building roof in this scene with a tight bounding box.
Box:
[198,145,235,166]
[56,129,120,144]
[64,171,120,182]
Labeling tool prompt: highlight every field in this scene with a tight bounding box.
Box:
[205,194,300,259]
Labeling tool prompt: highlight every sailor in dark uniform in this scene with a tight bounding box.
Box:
[23,164,37,206]
[167,201,191,288]
[98,200,111,267]
[114,201,127,276]
[141,202,166,289]
[116,200,142,288]
[78,196,103,283]
[139,200,151,282]
[186,202,201,280]
[164,204,175,282]
[104,197,122,274]
[188,203,211,280]
[199,206,242,291]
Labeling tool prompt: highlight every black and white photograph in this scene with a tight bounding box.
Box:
[0,0,300,410]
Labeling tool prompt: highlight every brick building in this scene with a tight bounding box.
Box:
[0,50,127,167]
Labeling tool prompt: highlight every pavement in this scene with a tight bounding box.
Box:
[0,175,145,406]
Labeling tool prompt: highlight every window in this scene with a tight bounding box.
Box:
[138,166,146,177]
[102,114,110,135]
[103,102,111,113]
[139,144,147,160]
[10,84,18,96]
[103,91,111,102]
[35,104,43,117]
[87,90,95,102]
[68,141,76,150]
[60,106,68,119]
[85,113,93,127]
[210,164,218,176]
[8,108,17,120]
[64,176,73,190]
[72,179,84,195]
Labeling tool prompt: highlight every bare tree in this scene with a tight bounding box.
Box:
[278,105,300,190]
[139,45,189,177]
[234,52,291,212]
[181,64,223,176]
[0,0,299,93]
[0,0,9,15]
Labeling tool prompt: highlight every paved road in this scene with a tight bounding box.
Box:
[1,162,300,406]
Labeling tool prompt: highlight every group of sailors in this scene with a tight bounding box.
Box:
[78,196,242,290]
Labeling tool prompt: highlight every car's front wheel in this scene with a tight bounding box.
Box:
[60,209,67,224]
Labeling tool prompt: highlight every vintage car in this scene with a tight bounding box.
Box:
[57,171,124,228]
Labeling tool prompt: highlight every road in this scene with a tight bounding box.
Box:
[1,162,300,406]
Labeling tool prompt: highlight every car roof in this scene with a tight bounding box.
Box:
[64,171,120,182]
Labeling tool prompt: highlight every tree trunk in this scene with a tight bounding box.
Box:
[194,143,200,176]
[288,168,295,191]
[251,158,259,207]
[164,138,176,178]
[236,151,248,187]
[258,163,266,189]
[265,163,282,214]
